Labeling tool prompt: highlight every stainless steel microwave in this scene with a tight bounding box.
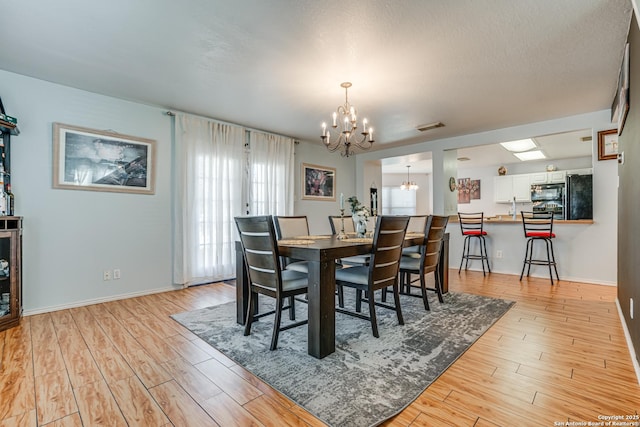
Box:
[531,183,564,202]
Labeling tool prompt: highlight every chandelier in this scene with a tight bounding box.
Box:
[321,82,374,157]
[400,165,419,190]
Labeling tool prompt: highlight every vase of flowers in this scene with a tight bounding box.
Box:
[347,196,370,238]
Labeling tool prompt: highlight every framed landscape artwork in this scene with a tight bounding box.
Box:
[53,123,156,194]
[302,163,336,201]
[597,129,618,161]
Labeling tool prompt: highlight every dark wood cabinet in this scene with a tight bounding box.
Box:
[0,113,21,331]
[0,217,22,332]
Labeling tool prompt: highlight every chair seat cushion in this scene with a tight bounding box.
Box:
[285,261,308,273]
[463,230,487,236]
[399,256,421,271]
[281,269,308,292]
[340,255,370,265]
[402,246,421,258]
[526,231,556,238]
[335,265,369,286]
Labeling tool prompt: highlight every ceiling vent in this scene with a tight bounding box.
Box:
[416,122,445,132]
[581,136,592,142]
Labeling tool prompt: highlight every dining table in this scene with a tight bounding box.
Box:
[235,232,449,359]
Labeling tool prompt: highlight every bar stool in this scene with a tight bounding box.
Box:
[520,211,559,285]
[458,212,491,276]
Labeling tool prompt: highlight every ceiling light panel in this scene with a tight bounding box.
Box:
[499,138,537,152]
[513,150,546,161]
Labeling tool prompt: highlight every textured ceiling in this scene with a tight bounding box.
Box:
[0,1,633,153]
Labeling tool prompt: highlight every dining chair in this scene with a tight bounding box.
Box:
[399,215,449,310]
[401,214,429,258]
[328,215,355,234]
[328,215,370,266]
[235,215,309,350]
[334,215,410,338]
[273,216,310,273]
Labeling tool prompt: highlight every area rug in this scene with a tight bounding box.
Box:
[171,292,514,427]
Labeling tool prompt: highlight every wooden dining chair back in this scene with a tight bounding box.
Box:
[328,215,355,234]
[235,215,309,350]
[334,215,410,337]
[399,215,449,310]
[407,215,428,233]
[273,216,310,272]
[458,212,491,275]
[402,214,429,257]
[519,211,559,285]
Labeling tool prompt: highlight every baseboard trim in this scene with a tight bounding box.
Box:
[615,298,640,385]
[23,285,181,316]
[456,267,617,286]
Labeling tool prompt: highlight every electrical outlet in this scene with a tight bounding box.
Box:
[113,269,121,280]
[496,250,503,259]
[103,270,111,281]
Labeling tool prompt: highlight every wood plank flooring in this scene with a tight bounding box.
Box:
[1,271,639,426]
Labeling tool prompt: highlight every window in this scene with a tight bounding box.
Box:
[381,186,416,215]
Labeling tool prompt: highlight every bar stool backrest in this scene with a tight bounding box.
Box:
[458,212,485,235]
[521,211,555,238]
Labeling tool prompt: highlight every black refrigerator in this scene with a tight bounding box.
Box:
[565,174,593,220]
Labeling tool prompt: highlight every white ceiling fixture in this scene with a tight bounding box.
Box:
[400,166,419,191]
[513,150,547,161]
[499,138,537,152]
[321,82,374,157]
[416,122,445,132]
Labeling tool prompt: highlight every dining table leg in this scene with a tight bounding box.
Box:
[307,258,336,359]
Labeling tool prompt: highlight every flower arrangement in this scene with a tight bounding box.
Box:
[347,196,370,237]
[347,196,370,219]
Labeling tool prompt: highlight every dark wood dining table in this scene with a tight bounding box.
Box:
[235,233,449,359]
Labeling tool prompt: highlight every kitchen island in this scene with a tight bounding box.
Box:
[446,215,612,285]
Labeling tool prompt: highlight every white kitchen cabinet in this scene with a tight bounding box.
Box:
[530,172,548,184]
[565,168,593,176]
[494,176,513,203]
[494,174,532,203]
[547,170,566,183]
[513,174,532,202]
[530,170,566,184]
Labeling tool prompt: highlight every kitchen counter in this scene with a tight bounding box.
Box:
[483,216,594,224]
[449,215,593,224]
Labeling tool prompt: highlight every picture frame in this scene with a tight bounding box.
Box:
[611,43,630,136]
[53,123,156,194]
[597,128,619,161]
[302,163,336,201]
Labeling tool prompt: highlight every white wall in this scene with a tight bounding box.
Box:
[357,111,619,285]
[1,70,356,313]
[1,70,176,314]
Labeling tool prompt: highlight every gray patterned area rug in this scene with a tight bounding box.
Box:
[171,292,514,427]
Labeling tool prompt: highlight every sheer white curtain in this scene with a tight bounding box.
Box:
[173,114,245,286]
[248,132,295,216]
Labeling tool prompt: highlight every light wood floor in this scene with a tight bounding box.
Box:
[1,271,639,426]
